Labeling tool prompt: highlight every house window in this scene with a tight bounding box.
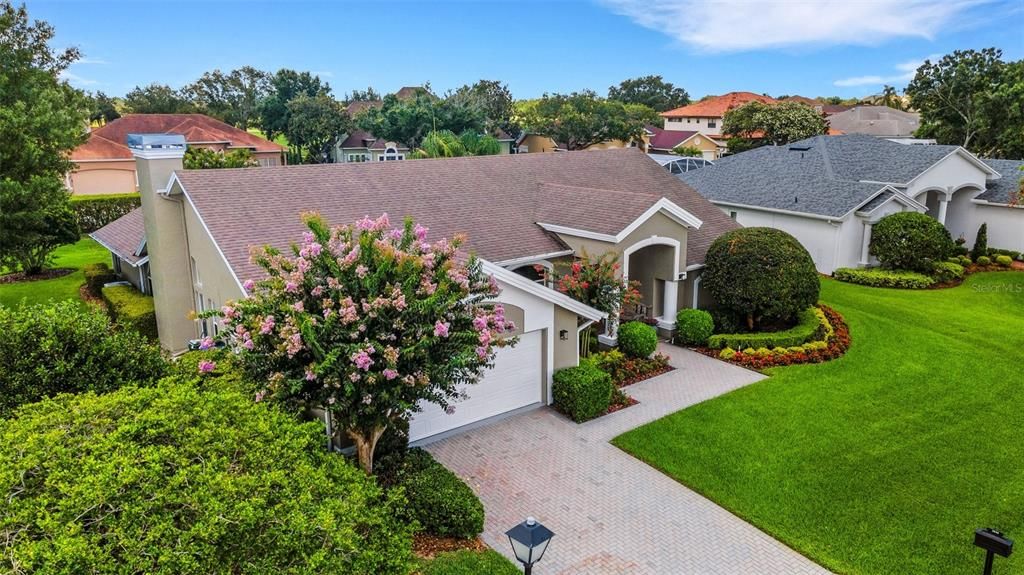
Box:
[347,153,369,163]
[196,292,208,338]
[258,157,276,167]
[687,118,692,123]
[729,211,738,220]
[668,118,682,123]
[707,119,717,129]
[191,257,201,288]
[112,254,122,274]
[379,147,404,161]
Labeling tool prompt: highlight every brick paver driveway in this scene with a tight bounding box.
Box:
[427,343,831,574]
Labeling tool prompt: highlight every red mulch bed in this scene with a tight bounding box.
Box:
[0,268,74,284]
[615,364,674,387]
[607,393,639,414]
[79,284,107,309]
[413,533,486,559]
[697,304,851,372]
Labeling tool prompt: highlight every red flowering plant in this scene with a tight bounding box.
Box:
[544,250,641,355]
[201,213,515,474]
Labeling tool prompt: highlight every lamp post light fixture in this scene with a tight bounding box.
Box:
[975,527,1013,575]
[506,516,554,575]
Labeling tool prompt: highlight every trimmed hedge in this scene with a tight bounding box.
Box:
[932,261,965,283]
[420,550,520,575]
[708,307,823,350]
[995,255,1013,267]
[988,248,1022,261]
[552,361,614,422]
[675,309,714,346]
[870,212,954,272]
[0,380,415,574]
[377,449,484,539]
[707,305,851,369]
[618,321,658,358]
[0,301,165,418]
[71,193,140,233]
[834,267,935,289]
[977,255,992,266]
[83,262,117,296]
[101,284,157,340]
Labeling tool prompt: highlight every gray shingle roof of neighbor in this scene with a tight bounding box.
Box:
[172,149,739,283]
[978,159,1024,204]
[678,134,972,218]
[826,106,921,137]
[90,207,146,265]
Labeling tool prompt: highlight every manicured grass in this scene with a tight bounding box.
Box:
[0,237,109,308]
[417,549,519,575]
[614,273,1024,575]
[247,127,290,147]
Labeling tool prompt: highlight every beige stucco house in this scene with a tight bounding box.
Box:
[69,114,286,195]
[94,136,736,443]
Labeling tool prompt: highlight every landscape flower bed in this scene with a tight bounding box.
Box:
[700,305,850,370]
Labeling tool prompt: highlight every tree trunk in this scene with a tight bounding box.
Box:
[746,313,755,331]
[347,424,387,475]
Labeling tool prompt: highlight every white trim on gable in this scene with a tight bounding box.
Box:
[622,236,681,281]
[904,148,1001,187]
[481,260,606,322]
[853,186,928,216]
[537,197,703,244]
[494,250,575,268]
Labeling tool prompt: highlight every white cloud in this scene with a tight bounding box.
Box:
[77,57,109,65]
[833,53,943,87]
[313,70,334,78]
[59,71,98,86]
[600,0,984,53]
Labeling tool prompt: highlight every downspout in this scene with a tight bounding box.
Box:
[829,219,842,273]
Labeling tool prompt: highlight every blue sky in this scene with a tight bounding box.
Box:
[29,0,1024,101]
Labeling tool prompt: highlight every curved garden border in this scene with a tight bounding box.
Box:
[697,304,851,370]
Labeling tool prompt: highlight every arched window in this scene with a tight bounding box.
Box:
[378,146,405,161]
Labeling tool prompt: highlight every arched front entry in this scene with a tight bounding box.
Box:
[622,236,680,329]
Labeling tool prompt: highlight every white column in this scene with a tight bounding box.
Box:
[859,222,873,266]
[660,279,679,329]
[937,196,949,225]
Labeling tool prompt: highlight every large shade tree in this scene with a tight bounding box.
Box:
[0,1,86,274]
[515,91,657,150]
[258,69,332,142]
[188,66,270,128]
[358,90,486,149]
[907,48,1024,159]
[123,83,195,114]
[722,100,829,151]
[284,93,351,164]
[447,79,518,137]
[205,213,515,473]
[608,75,690,112]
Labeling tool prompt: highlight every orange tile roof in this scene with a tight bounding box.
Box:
[661,92,778,118]
[71,114,285,161]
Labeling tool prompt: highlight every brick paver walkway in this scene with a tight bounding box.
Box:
[427,343,832,574]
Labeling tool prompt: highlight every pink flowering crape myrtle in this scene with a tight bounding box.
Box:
[203,213,517,474]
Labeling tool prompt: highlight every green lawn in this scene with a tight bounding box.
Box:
[614,273,1024,575]
[417,549,519,575]
[0,237,109,308]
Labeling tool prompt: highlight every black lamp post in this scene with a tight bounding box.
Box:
[975,527,1013,575]
[506,516,554,575]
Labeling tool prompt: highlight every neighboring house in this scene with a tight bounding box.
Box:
[68,114,285,195]
[679,134,1022,273]
[647,153,714,174]
[660,91,777,137]
[646,125,723,159]
[827,106,921,138]
[95,135,736,443]
[515,129,651,154]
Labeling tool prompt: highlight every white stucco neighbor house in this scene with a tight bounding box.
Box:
[679,134,1023,274]
[93,135,736,444]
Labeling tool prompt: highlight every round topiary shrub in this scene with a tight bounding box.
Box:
[977,255,992,266]
[870,212,955,273]
[552,362,614,422]
[0,301,166,418]
[376,448,484,539]
[618,321,658,357]
[932,261,965,283]
[996,255,1013,267]
[675,309,714,346]
[0,381,414,574]
[703,227,820,331]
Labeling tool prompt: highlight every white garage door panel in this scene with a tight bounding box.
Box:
[409,330,543,442]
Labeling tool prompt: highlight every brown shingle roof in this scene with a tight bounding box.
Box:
[661,92,777,119]
[174,149,737,282]
[345,100,382,116]
[72,114,285,161]
[89,207,146,265]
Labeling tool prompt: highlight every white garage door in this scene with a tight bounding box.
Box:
[408,330,543,442]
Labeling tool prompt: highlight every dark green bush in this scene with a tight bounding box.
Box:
[0,301,165,418]
[675,309,714,346]
[170,349,257,394]
[0,381,414,574]
[703,227,820,331]
[618,320,658,357]
[995,255,1013,267]
[870,212,955,273]
[971,223,988,261]
[420,550,520,575]
[102,284,157,340]
[932,261,965,283]
[708,307,822,349]
[834,267,935,289]
[377,448,484,539]
[552,361,614,422]
[70,193,141,233]
[83,262,117,296]
[977,255,992,266]
[710,308,742,334]
[988,248,1021,261]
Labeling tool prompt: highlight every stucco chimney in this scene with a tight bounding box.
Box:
[128,134,194,353]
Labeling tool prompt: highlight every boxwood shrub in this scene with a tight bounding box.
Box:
[708,307,822,350]
[0,381,414,574]
[675,309,714,346]
[977,255,992,266]
[552,361,614,422]
[932,261,965,283]
[0,301,165,418]
[376,448,484,539]
[83,262,117,296]
[870,212,954,272]
[618,320,658,357]
[995,255,1013,267]
[420,550,520,575]
[834,267,935,289]
[70,193,141,233]
[102,284,157,340]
